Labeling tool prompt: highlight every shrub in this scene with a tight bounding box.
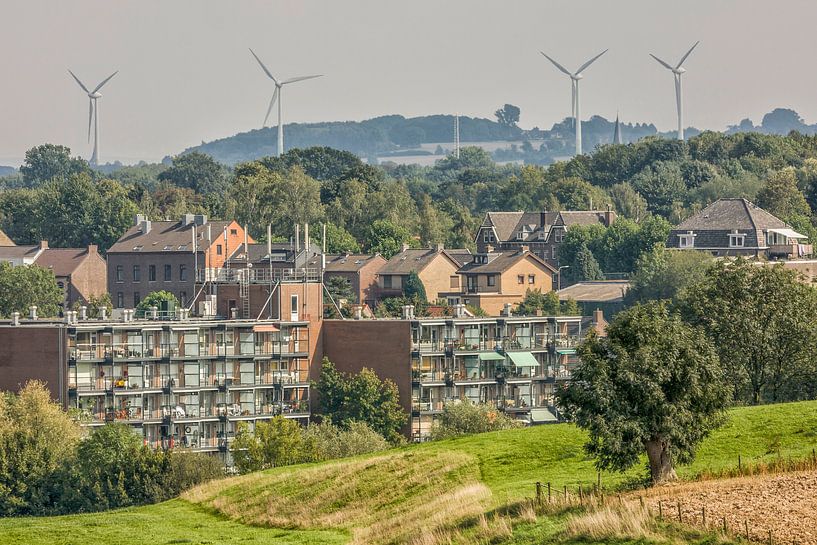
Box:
[301,420,389,462]
[429,402,520,440]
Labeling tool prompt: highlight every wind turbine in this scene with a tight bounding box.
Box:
[541,49,608,156]
[650,41,699,140]
[68,69,118,166]
[249,49,322,157]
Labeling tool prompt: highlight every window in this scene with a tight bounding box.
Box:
[133,292,140,307]
[164,264,172,281]
[115,265,123,282]
[116,292,124,308]
[230,229,237,236]
[482,231,494,243]
[290,294,299,321]
[487,275,496,287]
[179,264,187,281]
[729,233,745,248]
[57,281,65,289]
[517,274,524,284]
[149,265,156,281]
[133,265,141,282]
[216,244,223,256]
[679,233,695,249]
[528,274,535,284]
[383,275,393,289]
[551,247,557,259]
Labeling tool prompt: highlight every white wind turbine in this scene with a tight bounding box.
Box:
[650,41,699,140]
[541,49,608,156]
[68,69,118,166]
[249,49,322,157]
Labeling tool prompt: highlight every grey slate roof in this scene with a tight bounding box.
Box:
[458,251,556,274]
[324,254,386,272]
[107,220,235,254]
[0,245,40,260]
[379,248,464,275]
[557,211,612,228]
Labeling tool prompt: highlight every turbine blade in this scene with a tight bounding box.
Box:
[575,49,608,75]
[540,52,572,77]
[649,54,674,71]
[88,99,93,142]
[263,87,279,127]
[281,74,323,85]
[68,69,90,93]
[92,71,118,93]
[676,41,700,69]
[249,48,278,84]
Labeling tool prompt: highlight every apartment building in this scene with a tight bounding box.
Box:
[107,214,250,309]
[323,310,585,441]
[475,209,616,266]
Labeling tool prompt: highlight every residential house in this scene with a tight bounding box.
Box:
[557,280,630,319]
[34,245,108,310]
[475,209,616,266]
[377,245,470,302]
[106,214,250,309]
[324,253,388,307]
[455,248,557,315]
[667,198,812,259]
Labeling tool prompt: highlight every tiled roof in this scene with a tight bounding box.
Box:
[324,254,386,272]
[0,245,40,260]
[0,229,14,246]
[557,280,630,302]
[484,212,542,241]
[458,251,556,274]
[379,248,464,275]
[675,198,788,231]
[558,211,612,228]
[34,248,98,277]
[107,220,236,253]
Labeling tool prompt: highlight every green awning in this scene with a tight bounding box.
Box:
[556,348,577,355]
[508,351,540,367]
[531,408,558,423]
[478,352,506,361]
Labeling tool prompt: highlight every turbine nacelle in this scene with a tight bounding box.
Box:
[89,92,102,99]
[673,67,686,75]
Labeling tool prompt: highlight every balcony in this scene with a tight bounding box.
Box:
[768,243,813,259]
[198,267,320,284]
[69,343,108,362]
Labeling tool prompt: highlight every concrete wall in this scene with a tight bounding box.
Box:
[0,325,66,404]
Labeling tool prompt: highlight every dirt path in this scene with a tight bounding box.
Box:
[633,470,817,544]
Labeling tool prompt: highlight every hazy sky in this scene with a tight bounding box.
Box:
[3,0,817,165]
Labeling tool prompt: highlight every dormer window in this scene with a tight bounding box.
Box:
[482,231,495,243]
[516,231,525,240]
[729,233,745,248]
[678,232,695,249]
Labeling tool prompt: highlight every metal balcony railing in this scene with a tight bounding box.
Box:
[197,267,320,284]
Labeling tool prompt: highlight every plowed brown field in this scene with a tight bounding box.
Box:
[634,470,817,544]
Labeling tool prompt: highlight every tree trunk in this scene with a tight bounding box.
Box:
[645,438,677,485]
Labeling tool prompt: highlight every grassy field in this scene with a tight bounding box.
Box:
[1,400,815,544]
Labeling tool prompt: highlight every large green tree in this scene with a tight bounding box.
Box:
[625,245,712,305]
[364,220,414,259]
[557,302,729,484]
[315,358,406,442]
[231,417,303,473]
[19,144,90,188]
[158,152,229,195]
[680,259,817,404]
[0,263,63,318]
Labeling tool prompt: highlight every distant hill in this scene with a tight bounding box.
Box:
[0,166,16,176]
[177,107,817,167]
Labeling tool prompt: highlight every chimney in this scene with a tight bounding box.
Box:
[140,219,151,234]
[486,244,495,253]
[64,312,72,325]
[519,245,530,254]
[435,242,444,253]
[603,206,616,227]
[193,214,207,226]
[29,306,37,320]
[231,307,238,320]
[402,305,415,320]
[295,224,300,252]
[38,240,48,250]
[401,242,410,253]
[87,244,98,255]
[182,214,195,226]
[304,223,310,252]
[11,312,19,326]
[540,211,547,230]
[353,305,363,320]
[150,306,158,320]
[99,306,108,320]
[79,306,87,320]
[134,214,145,226]
[593,308,605,323]
[502,303,512,317]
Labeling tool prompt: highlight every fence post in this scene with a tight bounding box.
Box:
[597,471,601,493]
[639,496,644,508]
[745,520,749,540]
[536,482,542,506]
[547,482,551,503]
[722,517,727,533]
[702,505,706,527]
[578,484,583,505]
[738,454,742,472]
[677,501,682,523]
[564,484,567,502]
[768,529,773,545]
[658,500,663,520]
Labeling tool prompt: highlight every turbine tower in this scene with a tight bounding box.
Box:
[650,41,699,140]
[68,69,118,166]
[541,49,607,156]
[249,49,322,157]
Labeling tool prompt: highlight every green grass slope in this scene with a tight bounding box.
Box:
[1,400,815,545]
